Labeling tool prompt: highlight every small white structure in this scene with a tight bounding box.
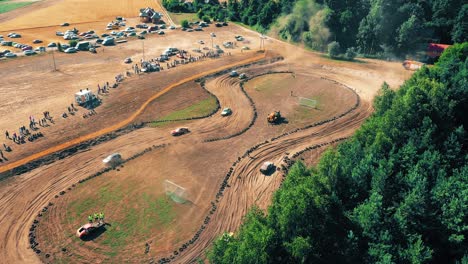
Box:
[102,153,122,166]
[75,90,97,106]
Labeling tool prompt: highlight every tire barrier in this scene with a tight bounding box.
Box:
[27,58,286,262]
[157,78,361,264]
[0,54,274,180]
[155,139,352,264]
[143,57,286,128]
[145,242,151,254]
[30,144,167,260]
[0,122,146,180]
[204,71,293,143]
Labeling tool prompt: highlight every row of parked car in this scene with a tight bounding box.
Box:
[0,21,180,59]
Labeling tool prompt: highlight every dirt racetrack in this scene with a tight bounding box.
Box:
[26,61,367,263]
[0,9,411,263]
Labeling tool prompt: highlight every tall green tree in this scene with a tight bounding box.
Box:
[451,4,468,43]
[209,43,468,264]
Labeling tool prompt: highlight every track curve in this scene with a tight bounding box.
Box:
[1,58,370,264]
[0,52,267,175]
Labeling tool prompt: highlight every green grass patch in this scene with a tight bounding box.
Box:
[101,194,176,252]
[149,96,217,127]
[0,0,34,14]
[98,184,124,204]
[63,177,179,261]
[168,12,198,25]
[252,74,295,95]
[68,197,95,220]
[102,194,176,254]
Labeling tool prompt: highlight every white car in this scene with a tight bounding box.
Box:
[221,108,232,116]
[103,153,122,166]
[210,33,216,37]
[64,47,77,53]
[229,71,238,77]
[4,52,17,58]
[24,50,36,56]
[260,162,274,174]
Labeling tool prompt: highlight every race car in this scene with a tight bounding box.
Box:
[76,221,105,238]
[171,127,190,136]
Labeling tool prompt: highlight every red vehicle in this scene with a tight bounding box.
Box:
[171,127,190,136]
[176,53,185,59]
[21,46,32,51]
[76,221,105,238]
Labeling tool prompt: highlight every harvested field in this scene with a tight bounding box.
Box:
[0,0,158,30]
[0,0,35,14]
[0,2,412,262]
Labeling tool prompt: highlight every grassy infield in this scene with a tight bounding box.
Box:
[150,95,218,127]
[0,0,34,14]
[65,181,176,259]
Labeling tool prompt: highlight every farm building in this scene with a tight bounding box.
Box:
[139,7,163,23]
[427,43,451,58]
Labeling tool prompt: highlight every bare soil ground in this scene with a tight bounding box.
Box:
[0,0,158,29]
[0,25,268,169]
[0,2,412,263]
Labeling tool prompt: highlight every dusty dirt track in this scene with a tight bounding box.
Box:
[0,16,411,264]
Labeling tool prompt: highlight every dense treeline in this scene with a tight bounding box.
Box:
[163,0,467,57]
[208,43,468,263]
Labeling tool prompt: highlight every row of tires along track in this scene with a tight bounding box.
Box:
[29,58,361,263]
[0,55,283,180]
[27,56,285,261]
[204,70,293,143]
[28,144,167,260]
[153,74,362,263]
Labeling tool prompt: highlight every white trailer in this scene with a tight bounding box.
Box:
[75,90,97,106]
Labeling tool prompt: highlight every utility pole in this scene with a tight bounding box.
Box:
[142,39,145,61]
[52,48,57,71]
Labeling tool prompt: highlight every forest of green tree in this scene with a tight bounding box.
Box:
[163,0,467,57]
[207,43,468,263]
